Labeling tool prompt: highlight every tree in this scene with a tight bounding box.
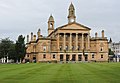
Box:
[8,44,17,62]
[0,38,14,63]
[15,35,26,63]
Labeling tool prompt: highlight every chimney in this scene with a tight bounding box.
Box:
[95,32,98,38]
[27,35,29,43]
[33,35,36,41]
[31,32,33,41]
[102,30,104,38]
[37,29,41,38]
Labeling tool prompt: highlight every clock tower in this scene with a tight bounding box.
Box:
[68,3,76,23]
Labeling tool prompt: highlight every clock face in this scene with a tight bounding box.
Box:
[70,18,74,22]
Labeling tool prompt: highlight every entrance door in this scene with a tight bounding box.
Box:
[85,55,88,61]
[60,55,63,61]
[78,55,82,61]
[72,55,76,61]
[66,55,70,61]
[33,57,36,63]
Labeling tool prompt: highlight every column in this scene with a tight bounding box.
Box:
[63,54,66,62]
[76,54,78,61]
[69,33,72,50]
[81,33,84,49]
[70,54,72,61]
[76,33,78,50]
[82,54,85,62]
[82,33,85,62]
[87,33,90,49]
[64,33,66,50]
[58,33,60,51]
[57,54,60,62]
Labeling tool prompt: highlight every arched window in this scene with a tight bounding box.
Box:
[50,23,53,28]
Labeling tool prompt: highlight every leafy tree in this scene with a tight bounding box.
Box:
[8,44,17,62]
[15,35,26,63]
[0,38,14,62]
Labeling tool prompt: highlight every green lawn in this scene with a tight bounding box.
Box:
[0,63,120,83]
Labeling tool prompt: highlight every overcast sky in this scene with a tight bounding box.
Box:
[0,0,120,42]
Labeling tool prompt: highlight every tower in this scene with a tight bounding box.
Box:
[48,15,54,35]
[68,3,76,23]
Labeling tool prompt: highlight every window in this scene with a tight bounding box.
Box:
[27,55,29,57]
[101,55,103,58]
[72,46,74,51]
[50,23,53,28]
[60,46,62,51]
[66,35,69,41]
[43,54,46,58]
[66,45,68,51]
[92,54,94,58]
[53,54,55,58]
[101,47,103,51]
[78,45,80,50]
[43,46,46,51]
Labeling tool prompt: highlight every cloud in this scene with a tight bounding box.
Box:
[0,0,120,42]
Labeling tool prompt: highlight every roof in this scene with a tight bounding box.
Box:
[48,22,91,37]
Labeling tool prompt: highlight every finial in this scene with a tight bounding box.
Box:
[38,28,40,32]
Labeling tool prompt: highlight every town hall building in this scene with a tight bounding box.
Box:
[24,3,108,63]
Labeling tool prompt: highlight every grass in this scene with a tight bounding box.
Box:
[0,63,120,83]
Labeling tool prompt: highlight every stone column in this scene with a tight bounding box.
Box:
[70,54,72,61]
[87,33,90,50]
[63,54,66,62]
[81,33,84,49]
[82,54,85,62]
[57,54,60,62]
[58,33,60,51]
[31,32,33,41]
[64,33,66,50]
[69,33,72,51]
[76,33,78,50]
[76,54,78,61]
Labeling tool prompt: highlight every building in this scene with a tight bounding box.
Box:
[109,39,120,62]
[24,3,108,63]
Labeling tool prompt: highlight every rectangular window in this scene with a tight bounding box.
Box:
[101,55,103,58]
[53,54,55,58]
[27,55,29,57]
[43,54,46,58]
[66,45,68,51]
[78,45,80,50]
[92,54,94,58]
[72,46,74,51]
[60,46,62,51]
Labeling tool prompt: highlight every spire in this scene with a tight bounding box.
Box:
[109,38,112,43]
[68,3,76,23]
[69,2,75,10]
[48,14,54,22]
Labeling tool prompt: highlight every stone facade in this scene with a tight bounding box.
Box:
[24,3,108,63]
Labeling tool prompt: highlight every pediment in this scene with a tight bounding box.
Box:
[59,22,91,30]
